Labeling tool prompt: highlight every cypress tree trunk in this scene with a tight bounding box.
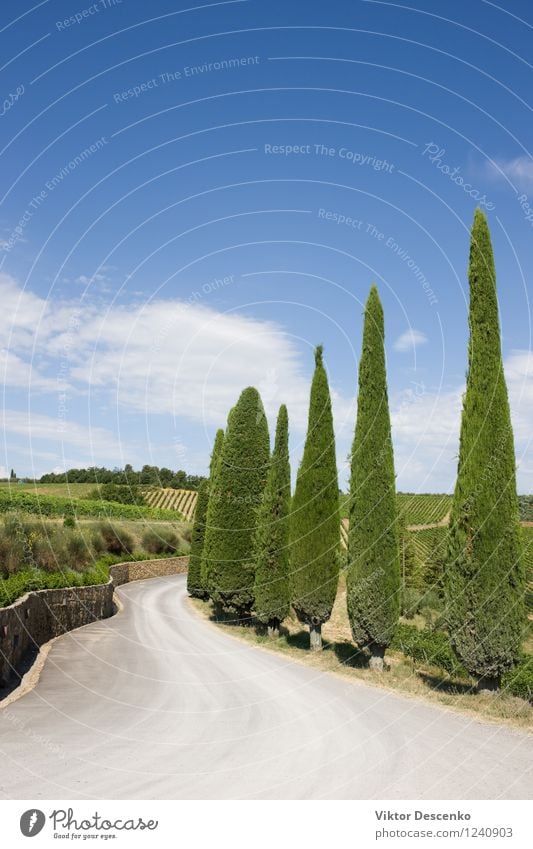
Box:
[253,405,291,636]
[347,286,400,668]
[267,618,281,638]
[290,346,340,651]
[445,209,524,689]
[203,387,270,618]
[309,623,322,651]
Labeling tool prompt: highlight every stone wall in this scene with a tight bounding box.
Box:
[109,555,189,586]
[0,556,189,692]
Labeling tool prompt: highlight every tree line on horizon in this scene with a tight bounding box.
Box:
[38,464,205,490]
[187,209,524,691]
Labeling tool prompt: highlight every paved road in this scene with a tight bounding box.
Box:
[0,575,531,799]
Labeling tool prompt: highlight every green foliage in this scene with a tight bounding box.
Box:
[445,210,525,680]
[392,622,467,677]
[40,464,205,490]
[290,346,340,626]
[87,483,146,506]
[502,654,533,702]
[141,526,180,555]
[97,521,134,556]
[63,504,76,528]
[187,479,210,597]
[204,388,270,616]
[0,486,178,520]
[0,558,111,607]
[254,405,291,626]
[347,286,400,650]
[518,495,533,522]
[197,429,225,596]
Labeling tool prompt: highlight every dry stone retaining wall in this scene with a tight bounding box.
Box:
[0,556,188,692]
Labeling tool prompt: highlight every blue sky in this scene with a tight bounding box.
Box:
[1,0,532,491]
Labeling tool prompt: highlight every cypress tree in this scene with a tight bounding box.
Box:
[187,480,209,598]
[254,404,291,637]
[347,286,400,670]
[445,209,524,691]
[188,429,224,598]
[204,387,270,619]
[290,346,340,650]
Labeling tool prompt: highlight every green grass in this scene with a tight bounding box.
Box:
[0,558,111,606]
[0,482,97,499]
[0,487,183,521]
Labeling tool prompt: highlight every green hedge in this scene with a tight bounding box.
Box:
[391,622,468,677]
[502,654,533,702]
[0,488,180,521]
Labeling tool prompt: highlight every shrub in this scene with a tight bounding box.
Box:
[63,505,76,528]
[401,588,423,619]
[392,622,467,677]
[141,527,179,555]
[98,521,134,556]
[502,655,533,702]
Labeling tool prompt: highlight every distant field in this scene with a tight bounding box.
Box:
[397,494,452,526]
[0,482,96,498]
[340,493,452,526]
[144,488,198,521]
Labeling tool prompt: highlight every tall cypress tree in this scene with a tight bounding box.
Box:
[254,404,291,637]
[204,387,270,619]
[346,286,400,670]
[445,209,524,690]
[290,346,340,650]
[188,429,224,598]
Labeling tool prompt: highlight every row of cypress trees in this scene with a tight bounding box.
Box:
[187,209,525,690]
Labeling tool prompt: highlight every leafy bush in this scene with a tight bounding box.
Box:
[141,527,179,555]
[392,622,467,677]
[0,558,111,607]
[63,505,76,528]
[97,521,134,556]
[401,588,423,619]
[502,655,533,702]
[87,483,145,506]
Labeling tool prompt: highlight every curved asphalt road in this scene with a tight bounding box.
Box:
[0,574,531,799]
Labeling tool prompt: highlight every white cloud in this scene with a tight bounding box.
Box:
[485,156,533,190]
[0,273,531,491]
[394,329,428,353]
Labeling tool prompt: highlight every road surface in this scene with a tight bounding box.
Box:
[0,575,531,799]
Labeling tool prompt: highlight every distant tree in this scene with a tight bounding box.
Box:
[203,388,270,619]
[254,405,291,637]
[290,346,340,650]
[10,469,16,481]
[188,429,225,598]
[347,286,400,670]
[445,209,524,691]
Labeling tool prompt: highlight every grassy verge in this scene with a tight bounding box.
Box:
[190,575,532,730]
[0,488,182,520]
